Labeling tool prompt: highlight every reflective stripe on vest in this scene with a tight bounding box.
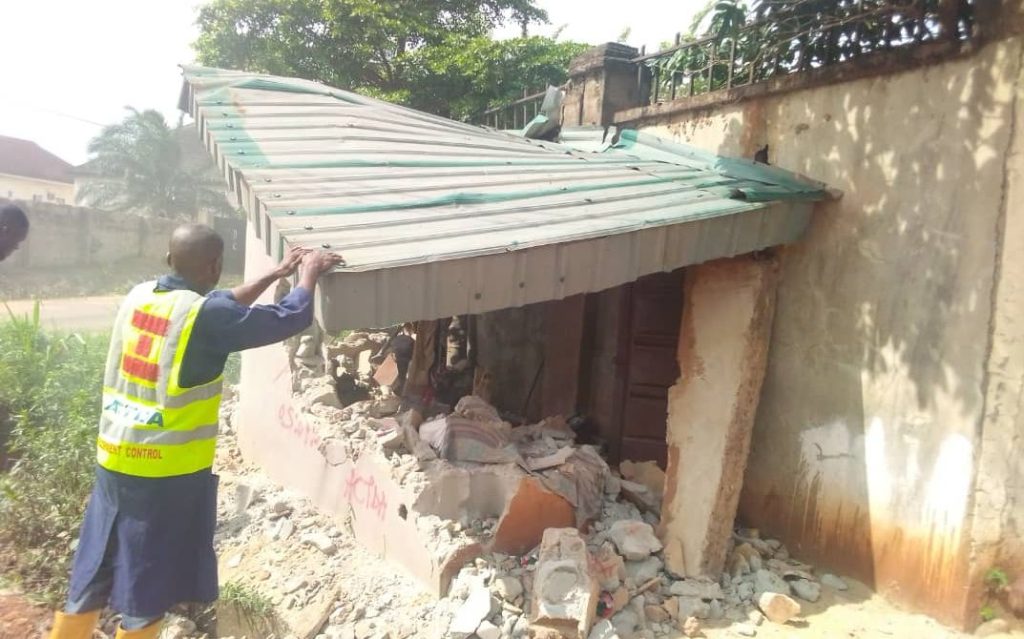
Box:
[97,281,223,477]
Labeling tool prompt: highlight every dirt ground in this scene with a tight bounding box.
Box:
[0,591,50,639]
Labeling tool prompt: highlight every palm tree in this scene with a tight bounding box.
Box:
[76,108,233,219]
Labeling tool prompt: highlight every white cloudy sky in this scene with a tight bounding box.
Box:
[0,0,700,165]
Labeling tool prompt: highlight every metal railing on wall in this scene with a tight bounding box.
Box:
[481,89,550,130]
[636,0,975,106]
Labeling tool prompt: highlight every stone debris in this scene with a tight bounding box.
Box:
[302,532,339,555]
[820,573,848,591]
[789,578,821,603]
[607,520,662,561]
[681,615,702,637]
[757,591,801,624]
[587,619,621,639]
[975,618,1010,637]
[531,528,599,639]
[184,386,872,639]
[476,619,502,639]
[449,587,494,637]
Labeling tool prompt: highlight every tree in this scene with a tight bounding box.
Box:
[193,0,587,121]
[393,35,589,120]
[77,108,233,220]
[648,0,974,98]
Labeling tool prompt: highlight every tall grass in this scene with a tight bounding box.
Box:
[0,303,107,604]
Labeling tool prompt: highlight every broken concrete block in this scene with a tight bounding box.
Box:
[301,532,338,555]
[475,620,502,639]
[449,587,493,638]
[644,605,670,624]
[669,580,723,600]
[789,579,821,603]
[975,618,1010,637]
[624,556,663,586]
[662,597,678,620]
[587,619,621,639]
[619,461,665,507]
[680,616,702,638]
[820,574,848,591]
[607,521,662,561]
[757,592,801,624]
[492,477,575,555]
[611,586,630,613]
[492,576,524,602]
[610,609,639,638]
[676,597,711,620]
[530,528,599,639]
[591,543,626,591]
[753,569,790,597]
[372,353,400,387]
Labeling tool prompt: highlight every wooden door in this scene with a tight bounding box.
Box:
[616,270,684,469]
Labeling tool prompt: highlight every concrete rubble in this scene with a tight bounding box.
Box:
[178,332,878,639]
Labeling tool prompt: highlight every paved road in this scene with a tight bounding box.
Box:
[3,295,121,333]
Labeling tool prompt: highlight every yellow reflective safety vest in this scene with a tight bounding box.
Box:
[97,281,223,477]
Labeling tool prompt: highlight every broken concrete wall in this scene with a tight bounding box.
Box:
[625,35,1024,626]
[660,256,778,580]
[239,223,483,596]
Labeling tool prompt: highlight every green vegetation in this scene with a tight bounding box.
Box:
[980,566,1011,623]
[193,0,588,121]
[219,581,275,618]
[77,108,235,219]
[0,305,107,604]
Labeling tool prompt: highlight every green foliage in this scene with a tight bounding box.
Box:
[649,0,975,99]
[220,581,275,618]
[0,306,108,604]
[980,604,997,623]
[395,35,588,120]
[77,108,234,220]
[193,0,586,121]
[986,567,1010,591]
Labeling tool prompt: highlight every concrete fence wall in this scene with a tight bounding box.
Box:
[576,33,1024,626]
[2,200,178,270]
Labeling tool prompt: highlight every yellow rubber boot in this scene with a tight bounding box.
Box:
[47,610,101,639]
[114,619,163,639]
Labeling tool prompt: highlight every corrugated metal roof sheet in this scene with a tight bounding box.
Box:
[179,65,828,330]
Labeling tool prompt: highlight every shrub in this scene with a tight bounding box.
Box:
[0,304,107,604]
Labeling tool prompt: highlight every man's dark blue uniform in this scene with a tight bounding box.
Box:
[67,275,313,621]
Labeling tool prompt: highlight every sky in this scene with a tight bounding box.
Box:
[0,0,700,166]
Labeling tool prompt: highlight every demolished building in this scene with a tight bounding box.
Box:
[177,65,835,635]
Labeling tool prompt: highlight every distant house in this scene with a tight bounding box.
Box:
[0,135,74,205]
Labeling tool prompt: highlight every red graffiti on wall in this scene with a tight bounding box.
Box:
[343,468,387,520]
[277,404,323,450]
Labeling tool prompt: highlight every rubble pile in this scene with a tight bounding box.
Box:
[424,466,852,639]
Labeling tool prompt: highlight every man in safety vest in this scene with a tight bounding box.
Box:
[48,224,342,639]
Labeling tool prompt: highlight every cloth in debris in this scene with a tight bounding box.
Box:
[535,445,609,528]
[418,396,519,463]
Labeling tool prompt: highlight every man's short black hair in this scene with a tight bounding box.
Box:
[0,204,29,233]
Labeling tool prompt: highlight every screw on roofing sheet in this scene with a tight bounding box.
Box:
[322,243,331,249]
[518,282,525,288]
[584,198,593,203]
[273,193,282,198]
[474,293,482,300]
[304,225,313,231]
[238,151,246,155]
[264,178,272,183]
[559,276,566,283]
